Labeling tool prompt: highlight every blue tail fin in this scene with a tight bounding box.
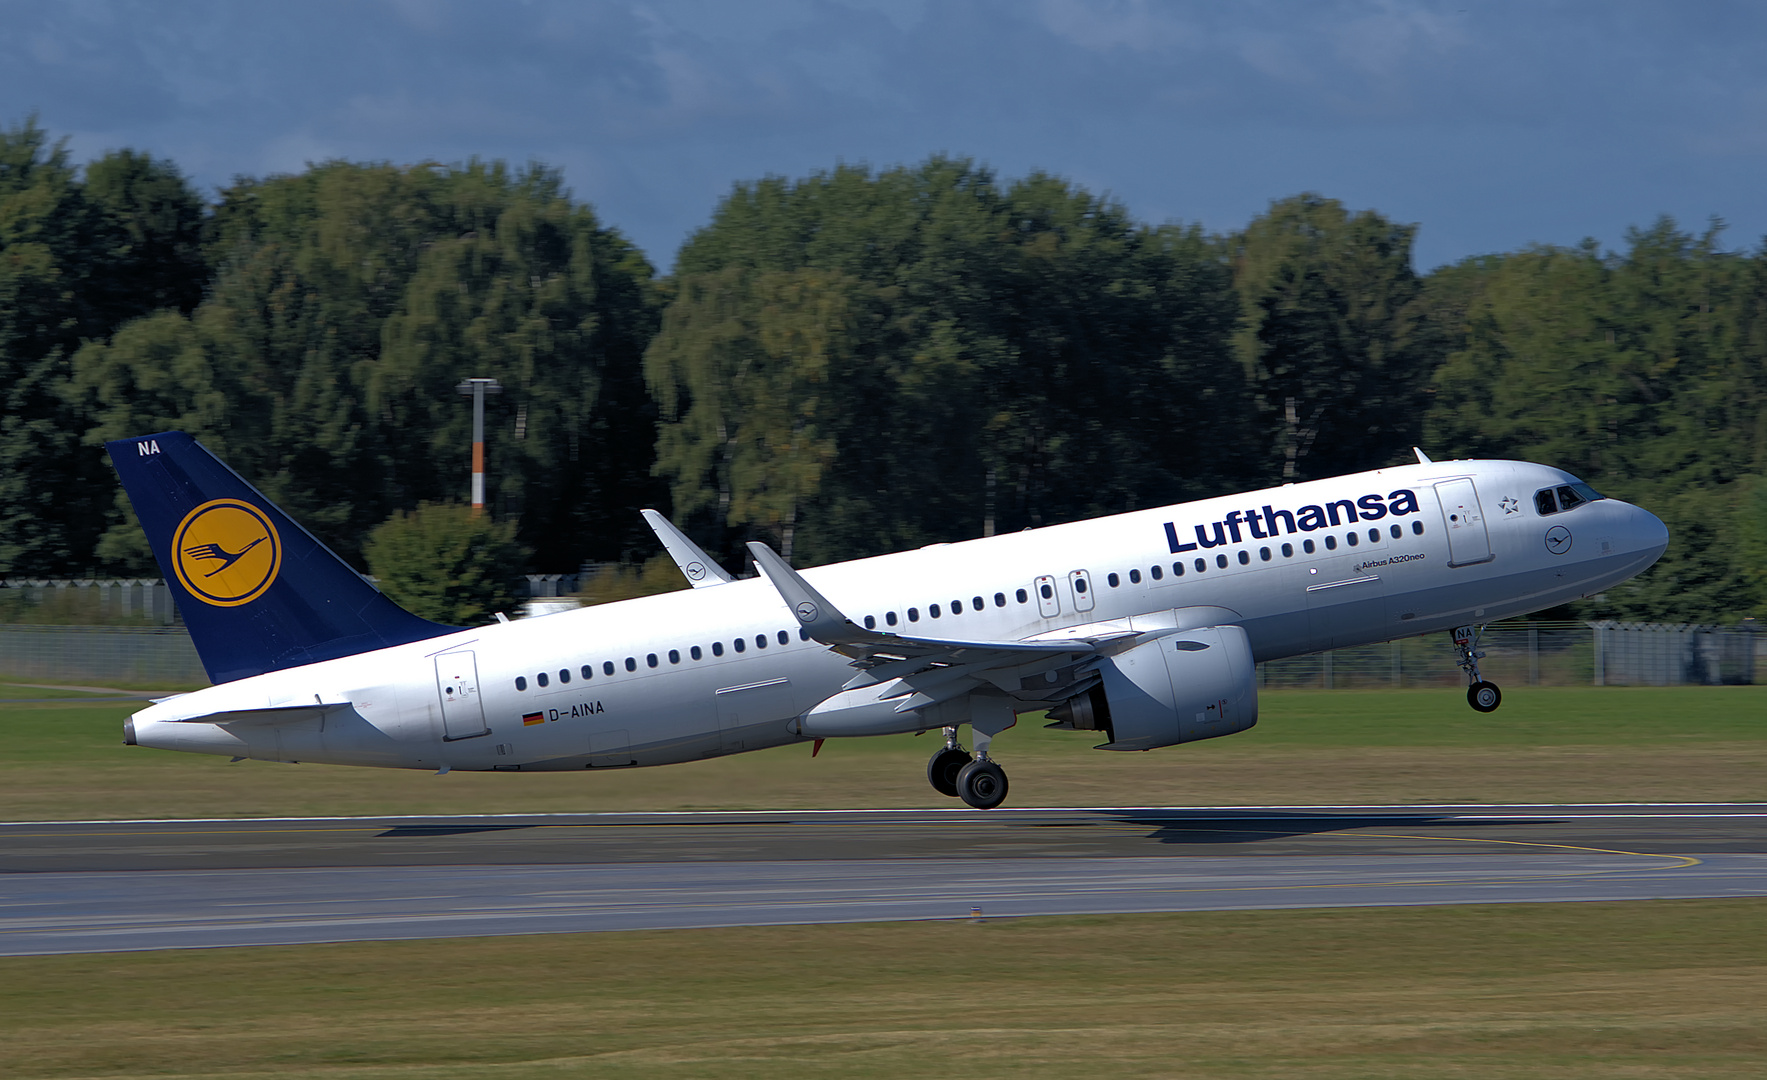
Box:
[106,431,457,683]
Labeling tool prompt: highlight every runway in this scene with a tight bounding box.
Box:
[2,804,1763,955]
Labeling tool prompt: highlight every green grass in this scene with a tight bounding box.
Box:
[1,686,1761,819]
[3,899,1763,1078]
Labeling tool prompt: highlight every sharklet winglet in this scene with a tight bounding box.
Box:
[642,510,736,588]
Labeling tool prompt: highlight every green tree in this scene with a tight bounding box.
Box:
[1232,194,1440,481]
[648,158,1249,566]
[362,502,527,625]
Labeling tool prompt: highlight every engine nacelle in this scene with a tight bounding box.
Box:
[1052,625,1258,751]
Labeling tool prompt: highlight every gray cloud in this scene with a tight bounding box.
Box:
[1,0,1760,269]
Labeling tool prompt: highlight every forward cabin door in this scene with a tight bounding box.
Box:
[1435,478,1495,567]
[435,650,490,740]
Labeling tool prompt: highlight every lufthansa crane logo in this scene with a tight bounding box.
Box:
[171,499,282,607]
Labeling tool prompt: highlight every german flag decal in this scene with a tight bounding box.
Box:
[522,712,544,726]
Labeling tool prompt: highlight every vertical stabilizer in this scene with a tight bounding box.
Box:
[106,432,456,683]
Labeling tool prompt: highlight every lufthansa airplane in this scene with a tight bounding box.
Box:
[113,432,1667,809]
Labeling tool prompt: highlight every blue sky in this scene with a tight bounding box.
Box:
[3,0,1762,272]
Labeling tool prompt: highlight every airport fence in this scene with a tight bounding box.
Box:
[0,616,1758,691]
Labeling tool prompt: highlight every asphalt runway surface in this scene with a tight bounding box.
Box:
[2,804,1764,955]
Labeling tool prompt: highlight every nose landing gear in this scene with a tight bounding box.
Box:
[1452,624,1502,713]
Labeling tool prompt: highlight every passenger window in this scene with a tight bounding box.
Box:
[669,649,680,664]
[929,604,941,618]
[537,672,549,687]
[1281,543,1293,557]
[994,593,1006,607]
[1325,536,1337,550]
[625,657,637,671]
[1128,569,1140,584]
[1195,558,1206,572]
[1107,572,1120,588]
[604,660,616,675]
[647,653,658,668]
[778,630,790,645]
[864,615,876,629]
[712,642,724,657]
[1346,532,1358,547]
[559,669,570,684]
[1303,539,1315,554]
[1389,524,1402,539]
[1237,550,1250,565]
[1016,589,1028,604]
[734,638,746,653]
[799,628,810,641]
[581,665,593,679]
[908,608,919,622]
[1150,564,1162,580]
[1260,547,1271,562]
[690,646,702,661]
[754,634,766,649]
[1368,529,1379,543]
[887,611,899,626]
[1412,521,1424,535]
[951,599,963,612]
[1215,554,1228,569]
[515,676,527,691]
[973,596,984,610]
[1171,562,1183,577]
[1556,485,1585,511]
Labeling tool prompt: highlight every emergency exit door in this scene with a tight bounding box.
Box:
[435,650,490,740]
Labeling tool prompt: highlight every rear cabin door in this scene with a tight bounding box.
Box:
[1033,575,1061,618]
[1435,478,1495,567]
[435,650,490,740]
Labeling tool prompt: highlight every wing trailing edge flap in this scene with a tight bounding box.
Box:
[642,510,736,588]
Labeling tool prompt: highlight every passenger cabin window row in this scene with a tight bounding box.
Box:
[1098,520,1427,585]
[513,513,1438,692]
[514,626,811,691]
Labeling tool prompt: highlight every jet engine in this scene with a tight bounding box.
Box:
[1048,625,1257,751]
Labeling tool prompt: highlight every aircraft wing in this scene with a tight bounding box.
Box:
[642,510,736,588]
[745,542,1143,723]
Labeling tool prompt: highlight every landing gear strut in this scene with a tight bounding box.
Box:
[1452,624,1502,713]
[926,705,1015,810]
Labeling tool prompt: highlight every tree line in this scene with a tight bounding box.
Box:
[2,118,1762,622]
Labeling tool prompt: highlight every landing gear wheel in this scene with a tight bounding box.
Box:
[927,746,973,798]
[1468,681,1502,713]
[956,759,1009,810]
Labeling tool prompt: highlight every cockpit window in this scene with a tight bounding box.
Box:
[1537,482,1605,515]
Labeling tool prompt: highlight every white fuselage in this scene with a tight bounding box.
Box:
[130,459,1668,770]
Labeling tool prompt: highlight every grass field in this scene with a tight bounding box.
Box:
[1,685,1761,819]
[4,900,1764,1079]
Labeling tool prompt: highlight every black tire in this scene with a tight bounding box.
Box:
[956,759,1009,810]
[927,747,972,798]
[1468,681,1502,713]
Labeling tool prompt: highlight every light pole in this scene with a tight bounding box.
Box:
[455,378,503,515]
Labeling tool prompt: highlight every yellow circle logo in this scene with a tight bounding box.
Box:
[171,499,282,607]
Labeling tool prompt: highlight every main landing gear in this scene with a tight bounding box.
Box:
[1452,624,1503,713]
[927,726,1010,810]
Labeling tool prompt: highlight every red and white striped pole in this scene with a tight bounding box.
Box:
[455,378,503,515]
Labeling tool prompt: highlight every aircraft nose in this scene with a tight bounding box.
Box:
[1628,502,1669,565]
